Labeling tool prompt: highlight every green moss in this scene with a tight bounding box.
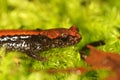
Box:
[0,0,120,80]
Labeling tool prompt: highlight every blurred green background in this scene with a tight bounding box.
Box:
[0,0,120,80]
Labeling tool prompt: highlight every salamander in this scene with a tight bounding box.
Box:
[0,26,81,61]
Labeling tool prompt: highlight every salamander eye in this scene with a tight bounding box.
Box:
[61,33,68,38]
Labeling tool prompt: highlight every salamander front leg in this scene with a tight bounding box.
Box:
[26,52,48,61]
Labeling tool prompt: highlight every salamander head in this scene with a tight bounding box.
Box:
[59,25,81,44]
[51,26,82,47]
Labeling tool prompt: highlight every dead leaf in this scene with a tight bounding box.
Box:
[81,45,120,80]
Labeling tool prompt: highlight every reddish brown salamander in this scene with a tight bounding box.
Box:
[0,26,81,61]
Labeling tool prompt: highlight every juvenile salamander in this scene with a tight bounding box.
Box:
[0,26,81,61]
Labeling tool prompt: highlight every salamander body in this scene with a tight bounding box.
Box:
[0,26,81,61]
